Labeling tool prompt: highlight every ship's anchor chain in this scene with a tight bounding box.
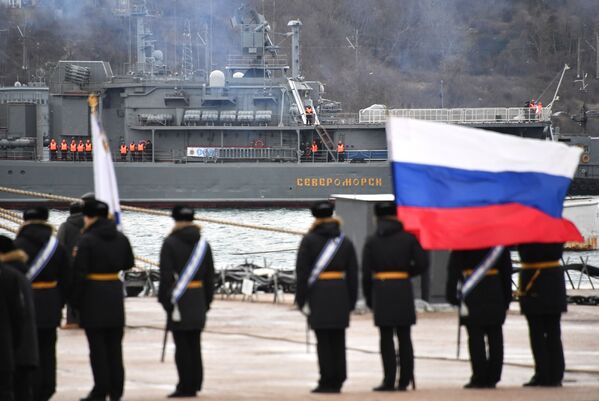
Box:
[0,186,305,236]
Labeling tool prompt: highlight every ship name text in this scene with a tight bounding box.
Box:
[296,177,383,187]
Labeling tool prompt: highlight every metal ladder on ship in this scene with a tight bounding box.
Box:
[314,125,337,162]
[287,78,320,125]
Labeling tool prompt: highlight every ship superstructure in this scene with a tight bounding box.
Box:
[0,5,554,205]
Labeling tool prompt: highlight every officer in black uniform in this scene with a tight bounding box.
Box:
[0,236,27,401]
[518,242,566,387]
[362,201,428,392]
[446,248,512,389]
[14,207,70,401]
[295,201,358,393]
[72,199,135,401]
[158,205,215,398]
[57,193,95,328]
[57,201,83,329]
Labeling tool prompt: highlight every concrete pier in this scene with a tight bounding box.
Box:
[54,297,599,400]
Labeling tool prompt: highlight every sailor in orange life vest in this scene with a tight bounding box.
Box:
[518,243,566,387]
[129,142,135,162]
[72,199,134,401]
[295,201,358,393]
[305,105,315,125]
[49,139,58,161]
[158,206,214,398]
[69,139,77,161]
[60,139,68,160]
[446,247,512,389]
[77,140,84,162]
[85,139,92,161]
[119,143,127,162]
[337,141,345,162]
[362,201,428,392]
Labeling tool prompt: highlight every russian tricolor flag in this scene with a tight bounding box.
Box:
[387,118,583,250]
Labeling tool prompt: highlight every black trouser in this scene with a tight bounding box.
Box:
[34,328,57,401]
[526,314,564,384]
[0,371,15,401]
[14,367,34,401]
[84,328,124,400]
[379,326,413,387]
[172,330,203,394]
[0,372,14,401]
[465,324,503,386]
[65,305,79,325]
[314,329,346,390]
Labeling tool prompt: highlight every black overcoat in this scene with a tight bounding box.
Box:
[446,248,512,326]
[158,225,214,331]
[295,219,358,330]
[362,219,428,327]
[517,243,566,316]
[0,262,25,372]
[72,218,135,328]
[57,213,84,261]
[15,222,70,328]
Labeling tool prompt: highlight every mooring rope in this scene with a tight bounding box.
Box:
[0,221,18,234]
[0,211,158,268]
[0,186,305,236]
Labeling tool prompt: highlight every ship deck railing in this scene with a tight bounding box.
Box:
[357,107,552,124]
[0,149,37,161]
[301,150,388,163]
[186,147,298,162]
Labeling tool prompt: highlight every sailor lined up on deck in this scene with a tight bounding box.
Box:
[305,105,314,125]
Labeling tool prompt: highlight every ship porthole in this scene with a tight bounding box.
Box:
[8,170,12,175]
[20,170,25,175]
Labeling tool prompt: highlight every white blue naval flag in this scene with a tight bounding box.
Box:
[90,96,122,228]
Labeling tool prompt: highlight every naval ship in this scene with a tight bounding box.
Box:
[0,4,557,206]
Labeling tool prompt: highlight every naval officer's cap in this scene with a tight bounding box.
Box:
[172,205,195,222]
[82,199,109,218]
[374,201,396,217]
[69,201,83,215]
[23,206,49,221]
[311,201,334,218]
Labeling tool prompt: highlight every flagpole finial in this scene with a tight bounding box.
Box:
[88,94,98,113]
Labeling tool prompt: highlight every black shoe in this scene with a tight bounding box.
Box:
[398,377,416,392]
[523,377,542,387]
[167,391,197,398]
[372,384,395,392]
[311,386,341,394]
[464,381,487,389]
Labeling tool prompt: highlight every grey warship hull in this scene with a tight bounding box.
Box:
[0,160,392,206]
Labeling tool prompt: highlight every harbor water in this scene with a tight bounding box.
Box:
[12,208,313,271]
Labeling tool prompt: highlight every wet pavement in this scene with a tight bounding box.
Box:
[55,297,599,400]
